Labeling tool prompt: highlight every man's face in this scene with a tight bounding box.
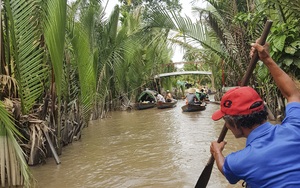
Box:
[225,120,244,138]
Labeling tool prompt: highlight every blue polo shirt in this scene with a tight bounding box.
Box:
[223,102,300,187]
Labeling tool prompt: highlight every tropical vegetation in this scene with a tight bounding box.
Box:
[0,0,299,187]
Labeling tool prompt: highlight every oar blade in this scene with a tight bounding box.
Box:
[195,161,214,188]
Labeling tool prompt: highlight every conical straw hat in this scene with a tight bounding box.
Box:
[187,88,196,94]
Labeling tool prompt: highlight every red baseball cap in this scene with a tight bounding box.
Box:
[212,87,264,121]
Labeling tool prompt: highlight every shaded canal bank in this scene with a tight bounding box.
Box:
[31,99,245,188]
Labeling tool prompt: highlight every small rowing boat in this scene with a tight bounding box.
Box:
[136,90,157,110]
[157,100,177,109]
[136,101,156,110]
[181,103,206,112]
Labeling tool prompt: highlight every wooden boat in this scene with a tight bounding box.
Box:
[181,103,206,112]
[136,101,156,110]
[157,100,177,109]
[136,90,157,110]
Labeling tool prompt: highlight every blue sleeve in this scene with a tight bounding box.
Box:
[282,102,300,127]
[223,157,240,184]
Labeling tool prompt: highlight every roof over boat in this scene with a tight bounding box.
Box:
[154,71,212,79]
[137,90,157,102]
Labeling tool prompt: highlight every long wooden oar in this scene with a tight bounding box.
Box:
[194,20,273,188]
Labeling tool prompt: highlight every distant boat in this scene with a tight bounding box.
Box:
[157,100,177,109]
[136,90,157,110]
[181,103,206,112]
[136,101,156,110]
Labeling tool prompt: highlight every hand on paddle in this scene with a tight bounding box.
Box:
[250,39,271,61]
[210,141,227,155]
[210,141,227,175]
[250,39,300,103]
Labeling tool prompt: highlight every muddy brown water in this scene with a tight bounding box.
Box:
[31,98,245,188]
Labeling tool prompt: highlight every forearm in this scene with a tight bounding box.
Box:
[251,42,300,102]
[262,57,300,102]
[213,152,225,175]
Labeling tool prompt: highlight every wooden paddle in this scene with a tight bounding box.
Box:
[194,20,273,188]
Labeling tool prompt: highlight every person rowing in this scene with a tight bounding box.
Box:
[210,40,300,187]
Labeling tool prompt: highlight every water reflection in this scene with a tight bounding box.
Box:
[31,99,245,188]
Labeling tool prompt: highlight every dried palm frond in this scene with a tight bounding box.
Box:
[0,75,18,98]
[27,122,47,166]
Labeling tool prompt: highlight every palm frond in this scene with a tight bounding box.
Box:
[4,0,48,114]
[0,101,34,187]
[70,22,96,122]
[148,8,229,61]
[44,0,67,98]
[0,75,18,98]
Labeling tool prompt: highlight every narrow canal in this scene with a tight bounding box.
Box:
[31,98,245,188]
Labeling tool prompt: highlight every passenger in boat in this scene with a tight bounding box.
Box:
[195,89,202,104]
[200,88,209,101]
[204,89,210,101]
[155,93,165,103]
[210,40,300,187]
[185,88,198,105]
[165,90,174,102]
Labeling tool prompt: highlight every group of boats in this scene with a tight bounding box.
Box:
[136,100,178,110]
[135,89,178,110]
[135,89,208,112]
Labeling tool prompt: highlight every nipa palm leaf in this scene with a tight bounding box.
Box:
[0,101,34,187]
[4,0,48,114]
[70,22,96,123]
[44,0,67,99]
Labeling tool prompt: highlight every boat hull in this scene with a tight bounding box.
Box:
[157,100,177,109]
[136,102,156,110]
[181,103,206,112]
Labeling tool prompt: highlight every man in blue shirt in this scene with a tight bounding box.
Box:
[210,41,300,187]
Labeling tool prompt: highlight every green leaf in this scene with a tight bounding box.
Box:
[290,41,300,49]
[285,46,296,55]
[44,0,67,99]
[273,35,286,52]
[283,58,293,66]
[5,0,48,114]
[294,58,300,69]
